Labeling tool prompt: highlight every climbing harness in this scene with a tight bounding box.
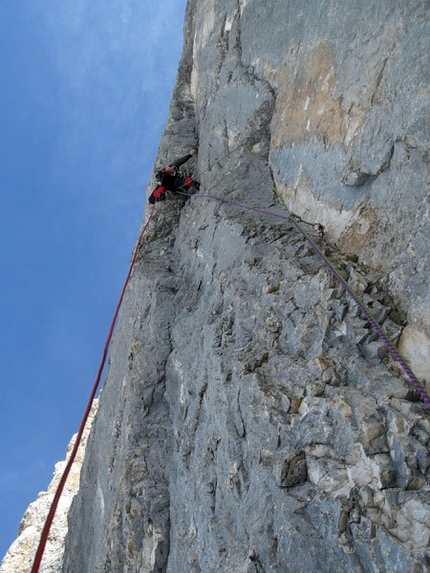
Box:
[30,206,155,573]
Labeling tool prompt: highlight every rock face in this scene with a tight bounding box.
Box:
[8,1,427,572]
[0,402,97,573]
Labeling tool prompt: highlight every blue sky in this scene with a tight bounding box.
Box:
[0,0,187,559]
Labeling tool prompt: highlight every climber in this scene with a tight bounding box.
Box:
[148,149,200,204]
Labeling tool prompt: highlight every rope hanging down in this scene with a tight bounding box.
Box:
[179,189,430,408]
[30,206,155,573]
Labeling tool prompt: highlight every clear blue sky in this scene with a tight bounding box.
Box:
[0,0,187,559]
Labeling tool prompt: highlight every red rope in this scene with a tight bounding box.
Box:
[29,181,430,570]
[30,206,155,573]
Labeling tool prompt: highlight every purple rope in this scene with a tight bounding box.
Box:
[182,190,430,407]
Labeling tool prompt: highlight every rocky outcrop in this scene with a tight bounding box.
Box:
[191,0,430,384]
[6,1,429,572]
[0,402,97,573]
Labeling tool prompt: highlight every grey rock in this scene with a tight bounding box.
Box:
[277,451,308,488]
[60,1,430,573]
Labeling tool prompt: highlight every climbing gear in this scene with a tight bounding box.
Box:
[149,176,199,204]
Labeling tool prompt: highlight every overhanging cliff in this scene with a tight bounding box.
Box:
[58,1,429,572]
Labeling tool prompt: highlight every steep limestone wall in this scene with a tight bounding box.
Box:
[191,0,430,384]
[60,1,429,572]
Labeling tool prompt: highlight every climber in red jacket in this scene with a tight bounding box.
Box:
[148,149,199,204]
